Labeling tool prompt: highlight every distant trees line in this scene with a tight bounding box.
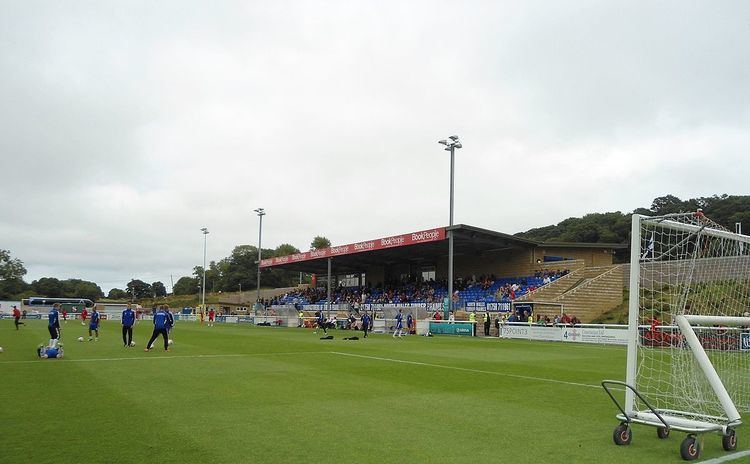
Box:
[2,195,747,300]
[0,236,333,301]
[514,194,749,262]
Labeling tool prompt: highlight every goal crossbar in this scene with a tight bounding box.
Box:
[642,217,750,245]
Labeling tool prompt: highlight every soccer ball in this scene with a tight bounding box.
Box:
[130,341,136,347]
[77,336,84,342]
[168,339,173,345]
[0,347,4,353]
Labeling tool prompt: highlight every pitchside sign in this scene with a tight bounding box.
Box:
[260,228,446,267]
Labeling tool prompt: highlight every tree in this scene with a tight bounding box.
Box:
[108,288,129,299]
[0,277,29,299]
[0,249,27,280]
[126,279,152,300]
[173,276,199,296]
[32,277,64,297]
[310,236,331,250]
[63,279,104,301]
[152,281,167,297]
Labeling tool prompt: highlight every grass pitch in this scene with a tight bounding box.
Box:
[1,319,748,463]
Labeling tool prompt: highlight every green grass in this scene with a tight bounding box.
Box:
[1,320,747,463]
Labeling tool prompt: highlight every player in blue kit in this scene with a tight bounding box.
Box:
[314,310,328,335]
[361,312,371,338]
[164,305,174,337]
[88,306,101,341]
[393,309,404,338]
[122,304,136,347]
[145,306,170,352]
[48,303,61,342]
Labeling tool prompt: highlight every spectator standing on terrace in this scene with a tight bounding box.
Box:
[407,313,413,333]
[12,305,24,330]
[448,311,455,324]
[298,310,304,327]
[484,312,491,336]
[494,314,500,337]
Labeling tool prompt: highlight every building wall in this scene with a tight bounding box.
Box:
[534,247,615,267]
[360,245,616,285]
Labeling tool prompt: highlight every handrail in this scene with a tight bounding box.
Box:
[554,265,623,300]
[517,268,583,302]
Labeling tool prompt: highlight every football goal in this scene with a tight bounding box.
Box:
[603,211,750,460]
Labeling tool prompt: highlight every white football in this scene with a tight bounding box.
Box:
[0,347,4,353]
[130,341,136,347]
[168,339,173,345]
[78,336,84,342]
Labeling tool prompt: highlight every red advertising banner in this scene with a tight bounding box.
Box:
[260,227,446,268]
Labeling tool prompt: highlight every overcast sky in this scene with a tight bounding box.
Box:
[1,1,748,292]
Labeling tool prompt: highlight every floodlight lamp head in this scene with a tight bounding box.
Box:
[200,227,209,234]
[449,135,459,141]
[438,139,448,145]
[254,208,265,216]
[454,143,462,149]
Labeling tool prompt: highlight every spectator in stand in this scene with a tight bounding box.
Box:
[494,314,500,336]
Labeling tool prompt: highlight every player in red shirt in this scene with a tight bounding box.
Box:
[81,308,88,326]
[12,306,24,330]
[62,309,68,323]
[208,308,215,327]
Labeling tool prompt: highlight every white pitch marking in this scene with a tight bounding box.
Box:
[0,351,329,365]
[698,450,750,464]
[330,351,601,389]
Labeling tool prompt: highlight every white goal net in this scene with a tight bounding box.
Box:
[626,211,750,428]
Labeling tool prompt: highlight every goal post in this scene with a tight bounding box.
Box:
[613,211,750,459]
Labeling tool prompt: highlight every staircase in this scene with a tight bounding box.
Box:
[524,265,624,322]
[517,269,583,302]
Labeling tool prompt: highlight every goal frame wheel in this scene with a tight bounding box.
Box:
[680,435,701,461]
[722,428,737,451]
[613,423,632,446]
[657,426,670,439]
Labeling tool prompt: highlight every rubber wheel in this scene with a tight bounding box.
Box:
[680,435,701,461]
[613,423,632,445]
[657,426,670,439]
[722,429,737,451]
